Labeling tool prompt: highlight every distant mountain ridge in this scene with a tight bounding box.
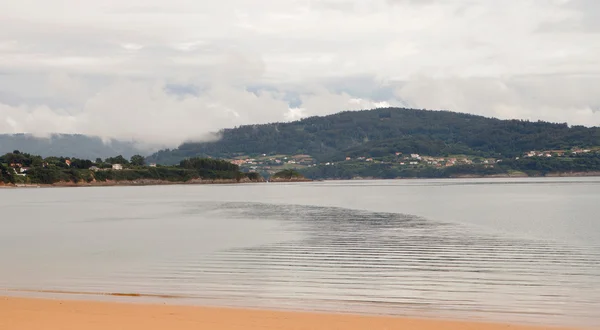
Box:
[148,108,600,164]
[0,134,148,160]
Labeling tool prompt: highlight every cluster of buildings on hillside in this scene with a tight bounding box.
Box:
[230,155,316,172]
[343,154,496,168]
[230,152,501,171]
[235,147,598,172]
[523,148,593,158]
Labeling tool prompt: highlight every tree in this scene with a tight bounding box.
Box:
[70,158,94,169]
[105,155,129,165]
[130,155,145,166]
[0,163,15,183]
[273,169,303,179]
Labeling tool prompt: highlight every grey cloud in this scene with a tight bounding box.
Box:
[318,75,398,102]
[164,84,201,96]
[571,0,600,32]
[537,0,600,33]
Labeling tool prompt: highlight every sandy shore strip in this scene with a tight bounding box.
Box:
[0,296,581,330]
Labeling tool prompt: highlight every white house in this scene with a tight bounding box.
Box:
[112,164,123,170]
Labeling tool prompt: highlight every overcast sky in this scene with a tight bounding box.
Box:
[1,0,599,147]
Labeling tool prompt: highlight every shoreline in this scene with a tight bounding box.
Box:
[0,178,308,188]
[345,171,600,181]
[1,172,598,188]
[0,296,582,330]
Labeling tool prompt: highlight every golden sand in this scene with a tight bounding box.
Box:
[0,296,579,330]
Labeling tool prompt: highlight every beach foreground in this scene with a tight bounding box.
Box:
[0,296,579,330]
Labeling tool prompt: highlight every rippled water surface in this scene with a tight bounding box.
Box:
[1,178,599,327]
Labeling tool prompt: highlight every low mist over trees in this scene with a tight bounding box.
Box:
[0,134,146,160]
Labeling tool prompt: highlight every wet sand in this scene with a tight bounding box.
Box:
[0,296,579,330]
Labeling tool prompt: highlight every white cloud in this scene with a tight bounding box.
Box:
[0,0,598,148]
[0,78,393,146]
[396,74,600,126]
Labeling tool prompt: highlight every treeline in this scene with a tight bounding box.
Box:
[300,154,600,180]
[1,150,261,185]
[148,108,600,164]
[179,157,246,181]
[500,154,600,175]
[0,163,14,184]
[272,169,304,179]
[0,150,146,169]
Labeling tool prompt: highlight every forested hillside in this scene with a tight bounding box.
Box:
[148,108,600,164]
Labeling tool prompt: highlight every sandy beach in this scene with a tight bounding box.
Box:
[0,296,580,330]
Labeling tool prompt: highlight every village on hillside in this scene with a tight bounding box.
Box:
[227,147,600,175]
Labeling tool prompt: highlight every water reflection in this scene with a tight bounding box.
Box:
[153,202,600,327]
[1,199,599,328]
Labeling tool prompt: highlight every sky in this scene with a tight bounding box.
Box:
[0,0,599,148]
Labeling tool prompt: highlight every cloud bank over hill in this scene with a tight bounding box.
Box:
[1,0,599,147]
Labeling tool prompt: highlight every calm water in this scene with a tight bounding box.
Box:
[1,178,599,327]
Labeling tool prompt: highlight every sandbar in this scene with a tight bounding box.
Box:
[0,296,580,330]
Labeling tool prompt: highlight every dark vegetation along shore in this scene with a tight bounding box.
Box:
[269,169,312,182]
[0,151,309,187]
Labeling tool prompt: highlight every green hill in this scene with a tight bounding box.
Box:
[148,108,600,164]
